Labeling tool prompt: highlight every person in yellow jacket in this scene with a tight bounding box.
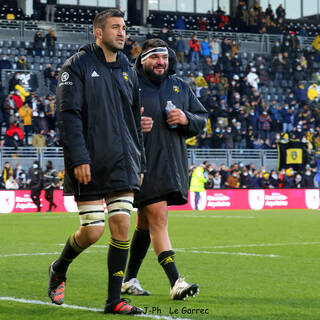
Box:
[195,72,208,88]
[19,103,33,145]
[312,34,320,52]
[190,164,207,210]
[15,83,30,102]
[307,83,318,101]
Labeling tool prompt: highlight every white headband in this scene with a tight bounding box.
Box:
[141,47,168,62]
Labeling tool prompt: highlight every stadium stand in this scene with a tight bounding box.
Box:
[0,1,319,190]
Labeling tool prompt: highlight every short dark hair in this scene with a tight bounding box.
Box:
[141,38,168,52]
[93,9,124,32]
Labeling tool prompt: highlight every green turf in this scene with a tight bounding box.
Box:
[1,209,320,320]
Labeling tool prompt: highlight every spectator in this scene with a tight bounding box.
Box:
[167,30,176,51]
[283,168,295,188]
[175,16,186,30]
[240,169,252,188]
[46,129,59,147]
[247,67,259,90]
[123,35,133,60]
[189,34,201,65]
[302,167,315,188]
[5,170,19,190]
[46,0,56,22]
[8,72,20,92]
[32,129,46,147]
[4,120,24,148]
[43,64,52,87]
[201,37,210,58]
[222,126,234,149]
[225,170,240,188]
[1,162,11,186]
[260,172,270,188]
[16,56,28,71]
[269,170,280,188]
[45,29,57,56]
[44,95,56,131]
[18,102,33,145]
[221,38,231,57]
[210,37,220,64]
[212,171,221,189]
[197,17,208,31]
[145,28,155,40]
[176,35,186,63]
[15,81,29,103]
[12,91,23,110]
[276,4,286,20]
[0,54,12,71]
[259,110,272,140]
[130,41,142,62]
[33,31,44,56]
[158,27,169,43]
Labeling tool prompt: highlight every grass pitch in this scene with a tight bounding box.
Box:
[1,209,320,320]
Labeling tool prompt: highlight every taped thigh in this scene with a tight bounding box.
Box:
[78,204,105,227]
[106,195,133,218]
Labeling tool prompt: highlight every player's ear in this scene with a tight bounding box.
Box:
[94,28,103,40]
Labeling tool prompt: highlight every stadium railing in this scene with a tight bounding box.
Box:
[0,147,278,171]
[0,20,314,53]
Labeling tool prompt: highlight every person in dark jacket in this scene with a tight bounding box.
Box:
[48,9,144,315]
[43,160,58,211]
[28,160,43,212]
[33,31,44,56]
[122,39,207,300]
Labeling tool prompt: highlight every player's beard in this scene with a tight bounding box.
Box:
[102,38,124,53]
[144,65,168,84]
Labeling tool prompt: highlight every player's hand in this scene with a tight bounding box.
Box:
[141,107,153,133]
[74,164,91,185]
[167,108,189,126]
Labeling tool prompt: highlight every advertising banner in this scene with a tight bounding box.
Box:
[0,189,318,213]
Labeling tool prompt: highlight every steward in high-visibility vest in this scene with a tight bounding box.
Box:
[190,165,207,192]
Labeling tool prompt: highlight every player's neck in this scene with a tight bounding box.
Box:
[96,41,117,63]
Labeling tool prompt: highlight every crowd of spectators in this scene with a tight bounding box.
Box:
[0,161,64,190]
[0,1,319,156]
[189,160,319,190]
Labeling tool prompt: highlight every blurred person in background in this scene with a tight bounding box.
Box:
[190,163,208,209]
[45,29,57,56]
[5,169,19,190]
[43,160,59,211]
[225,170,240,188]
[28,160,43,212]
[19,102,33,145]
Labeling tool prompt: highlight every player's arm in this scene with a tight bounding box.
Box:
[177,83,208,137]
[131,72,147,174]
[57,58,92,184]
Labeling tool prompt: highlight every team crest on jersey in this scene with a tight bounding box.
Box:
[122,72,129,81]
[61,72,69,82]
[173,85,179,93]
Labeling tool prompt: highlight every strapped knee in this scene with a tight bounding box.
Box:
[106,195,133,218]
[78,204,105,227]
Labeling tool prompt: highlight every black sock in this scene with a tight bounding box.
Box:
[107,238,129,303]
[124,227,150,282]
[53,233,84,274]
[158,250,179,288]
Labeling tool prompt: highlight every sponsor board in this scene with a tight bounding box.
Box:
[0,190,318,213]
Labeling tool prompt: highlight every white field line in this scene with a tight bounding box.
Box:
[169,214,255,219]
[189,241,320,249]
[0,297,192,320]
[0,251,94,258]
[174,248,279,258]
[5,242,319,259]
